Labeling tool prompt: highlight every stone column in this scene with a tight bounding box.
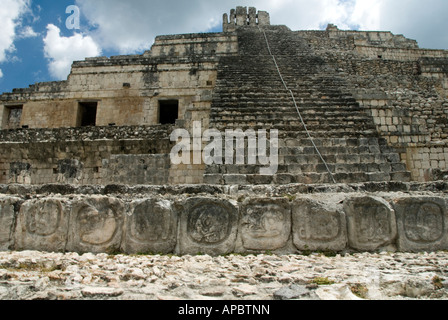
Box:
[258,11,270,26]
[236,6,248,26]
[248,7,257,26]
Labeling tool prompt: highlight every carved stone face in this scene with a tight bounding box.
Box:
[344,196,397,251]
[26,200,62,237]
[404,203,444,243]
[354,204,391,243]
[188,204,231,245]
[393,197,448,252]
[129,200,173,242]
[179,198,238,256]
[298,210,341,242]
[243,207,284,238]
[292,198,347,252]
[241,199,291,251]
[78,205,118,246]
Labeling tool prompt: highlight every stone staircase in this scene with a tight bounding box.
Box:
[205,27,411,185]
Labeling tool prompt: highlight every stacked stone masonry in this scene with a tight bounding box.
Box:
[1,7,447,185]
[1,7,448,255]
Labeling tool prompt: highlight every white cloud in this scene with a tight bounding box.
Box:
[375,0,448,49]
[75,0,447,52]
[349,0,382,30]
[43,24,102,80]
[0,0,31,63]
[76,0,228,54]
[19,26,39,39]
[0,69,3,79]
[75,0,339,53]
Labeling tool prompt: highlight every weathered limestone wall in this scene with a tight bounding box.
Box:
[0,62,217,129]
[353,71,448,182]
[145,33,238,58]
[1,183,448,255]
[0,125,212,185]
[0,32,237,130]
[405,146,448,182]
[356,45,448,62]
[301,27,448,183]
[0,125,173,185]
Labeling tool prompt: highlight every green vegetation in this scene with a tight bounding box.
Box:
[283,194,296,201]
[310,277,335,286]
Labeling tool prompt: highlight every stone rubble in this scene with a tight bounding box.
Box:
[0,250,447,300]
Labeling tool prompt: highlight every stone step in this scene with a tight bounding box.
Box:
[206,28,412,186]
[210,114,371,123]
[213,95,350,103]
[210,106,363,114]
[216,83,353,89]
[282,137,386,147]
[211,96,360,103]
[206,130,379,140]
[276,130,379,138]
[205,161,407,175]
[203,136,390,149]
[279,145,387,156]
[210,123,377,133]
[211,103,360,110]
[203,171,412,185]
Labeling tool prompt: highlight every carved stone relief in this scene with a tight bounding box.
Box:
[0,198,18,251]
[124,199,177,254]
[67,196,124,254]
[292,197,347,252]
[15,198,68,252]
[393,197,448,251]
[344,196,397,251]
[240,198,291,251]
[178,198,238,255]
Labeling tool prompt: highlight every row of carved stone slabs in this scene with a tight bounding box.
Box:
[0,194,447,255]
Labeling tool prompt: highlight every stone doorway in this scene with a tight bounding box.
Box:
[78,102,98,127]
[158,100,179,125]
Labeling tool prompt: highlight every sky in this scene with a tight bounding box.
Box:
[0,0,447,94]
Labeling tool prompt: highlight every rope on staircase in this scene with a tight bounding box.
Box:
[258,26,337,184]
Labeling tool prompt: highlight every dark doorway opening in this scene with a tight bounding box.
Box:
[79,102,98,127]
[4,105,23,129]
[159,100,179,125]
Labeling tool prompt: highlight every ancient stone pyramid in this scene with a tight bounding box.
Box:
[1,7,448,255]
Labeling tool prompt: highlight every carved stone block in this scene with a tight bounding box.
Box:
[393,197,448,252]
[15,198,69,252]
[240,198,291,251]
[67,196,124,254]
[178,198,238,256]
[344,196,397,251]
[292,197,347,252]
[0,197,19,251]
[124,199,177,254]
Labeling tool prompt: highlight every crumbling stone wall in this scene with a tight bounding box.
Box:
[0,125,174,185]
